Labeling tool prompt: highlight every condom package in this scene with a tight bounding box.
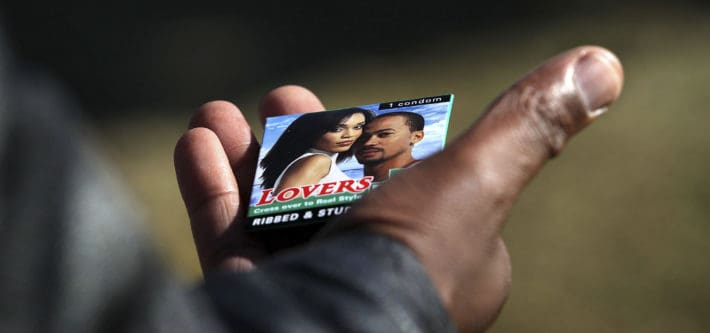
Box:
[247,94,454,231]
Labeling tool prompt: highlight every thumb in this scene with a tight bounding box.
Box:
[328,46,623,331]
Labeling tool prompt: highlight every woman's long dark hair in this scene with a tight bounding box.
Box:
[259,108,375,188]
[260,107,375,189]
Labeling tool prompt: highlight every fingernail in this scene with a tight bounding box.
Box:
[574,52,623,116]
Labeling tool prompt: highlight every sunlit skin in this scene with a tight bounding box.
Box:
[276,113,366,192]
[355,115,423,182]
[176,46,624,332]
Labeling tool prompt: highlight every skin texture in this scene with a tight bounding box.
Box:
[174,46,624,332]
[355,114,424,181]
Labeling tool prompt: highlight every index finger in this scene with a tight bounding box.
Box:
[258,85,326,125]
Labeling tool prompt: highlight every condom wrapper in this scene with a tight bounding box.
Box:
[247,94,454,231]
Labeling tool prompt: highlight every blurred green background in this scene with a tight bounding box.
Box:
[4,1,710,332]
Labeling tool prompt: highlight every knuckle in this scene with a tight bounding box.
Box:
[190,190,239,223]
[505,80,585,157]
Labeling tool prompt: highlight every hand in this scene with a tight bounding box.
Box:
[175,45,623,332]
[174,86,326,272]
[321,46,623,332]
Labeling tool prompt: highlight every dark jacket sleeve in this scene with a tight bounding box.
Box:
[0,28,225,333]
[0,25,454,333]
[203,231,455,333]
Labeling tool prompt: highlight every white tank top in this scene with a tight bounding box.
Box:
[272,149,350,190]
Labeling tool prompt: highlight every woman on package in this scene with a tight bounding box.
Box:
[259,107,375,193]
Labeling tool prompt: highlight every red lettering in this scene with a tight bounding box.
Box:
[301,184,320,198]
[277,187,300,202]
[256,189,275,206]
[257,178,375,206]
[318,181,337,195]
[336,179,356,193]
[356,177,373,191]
